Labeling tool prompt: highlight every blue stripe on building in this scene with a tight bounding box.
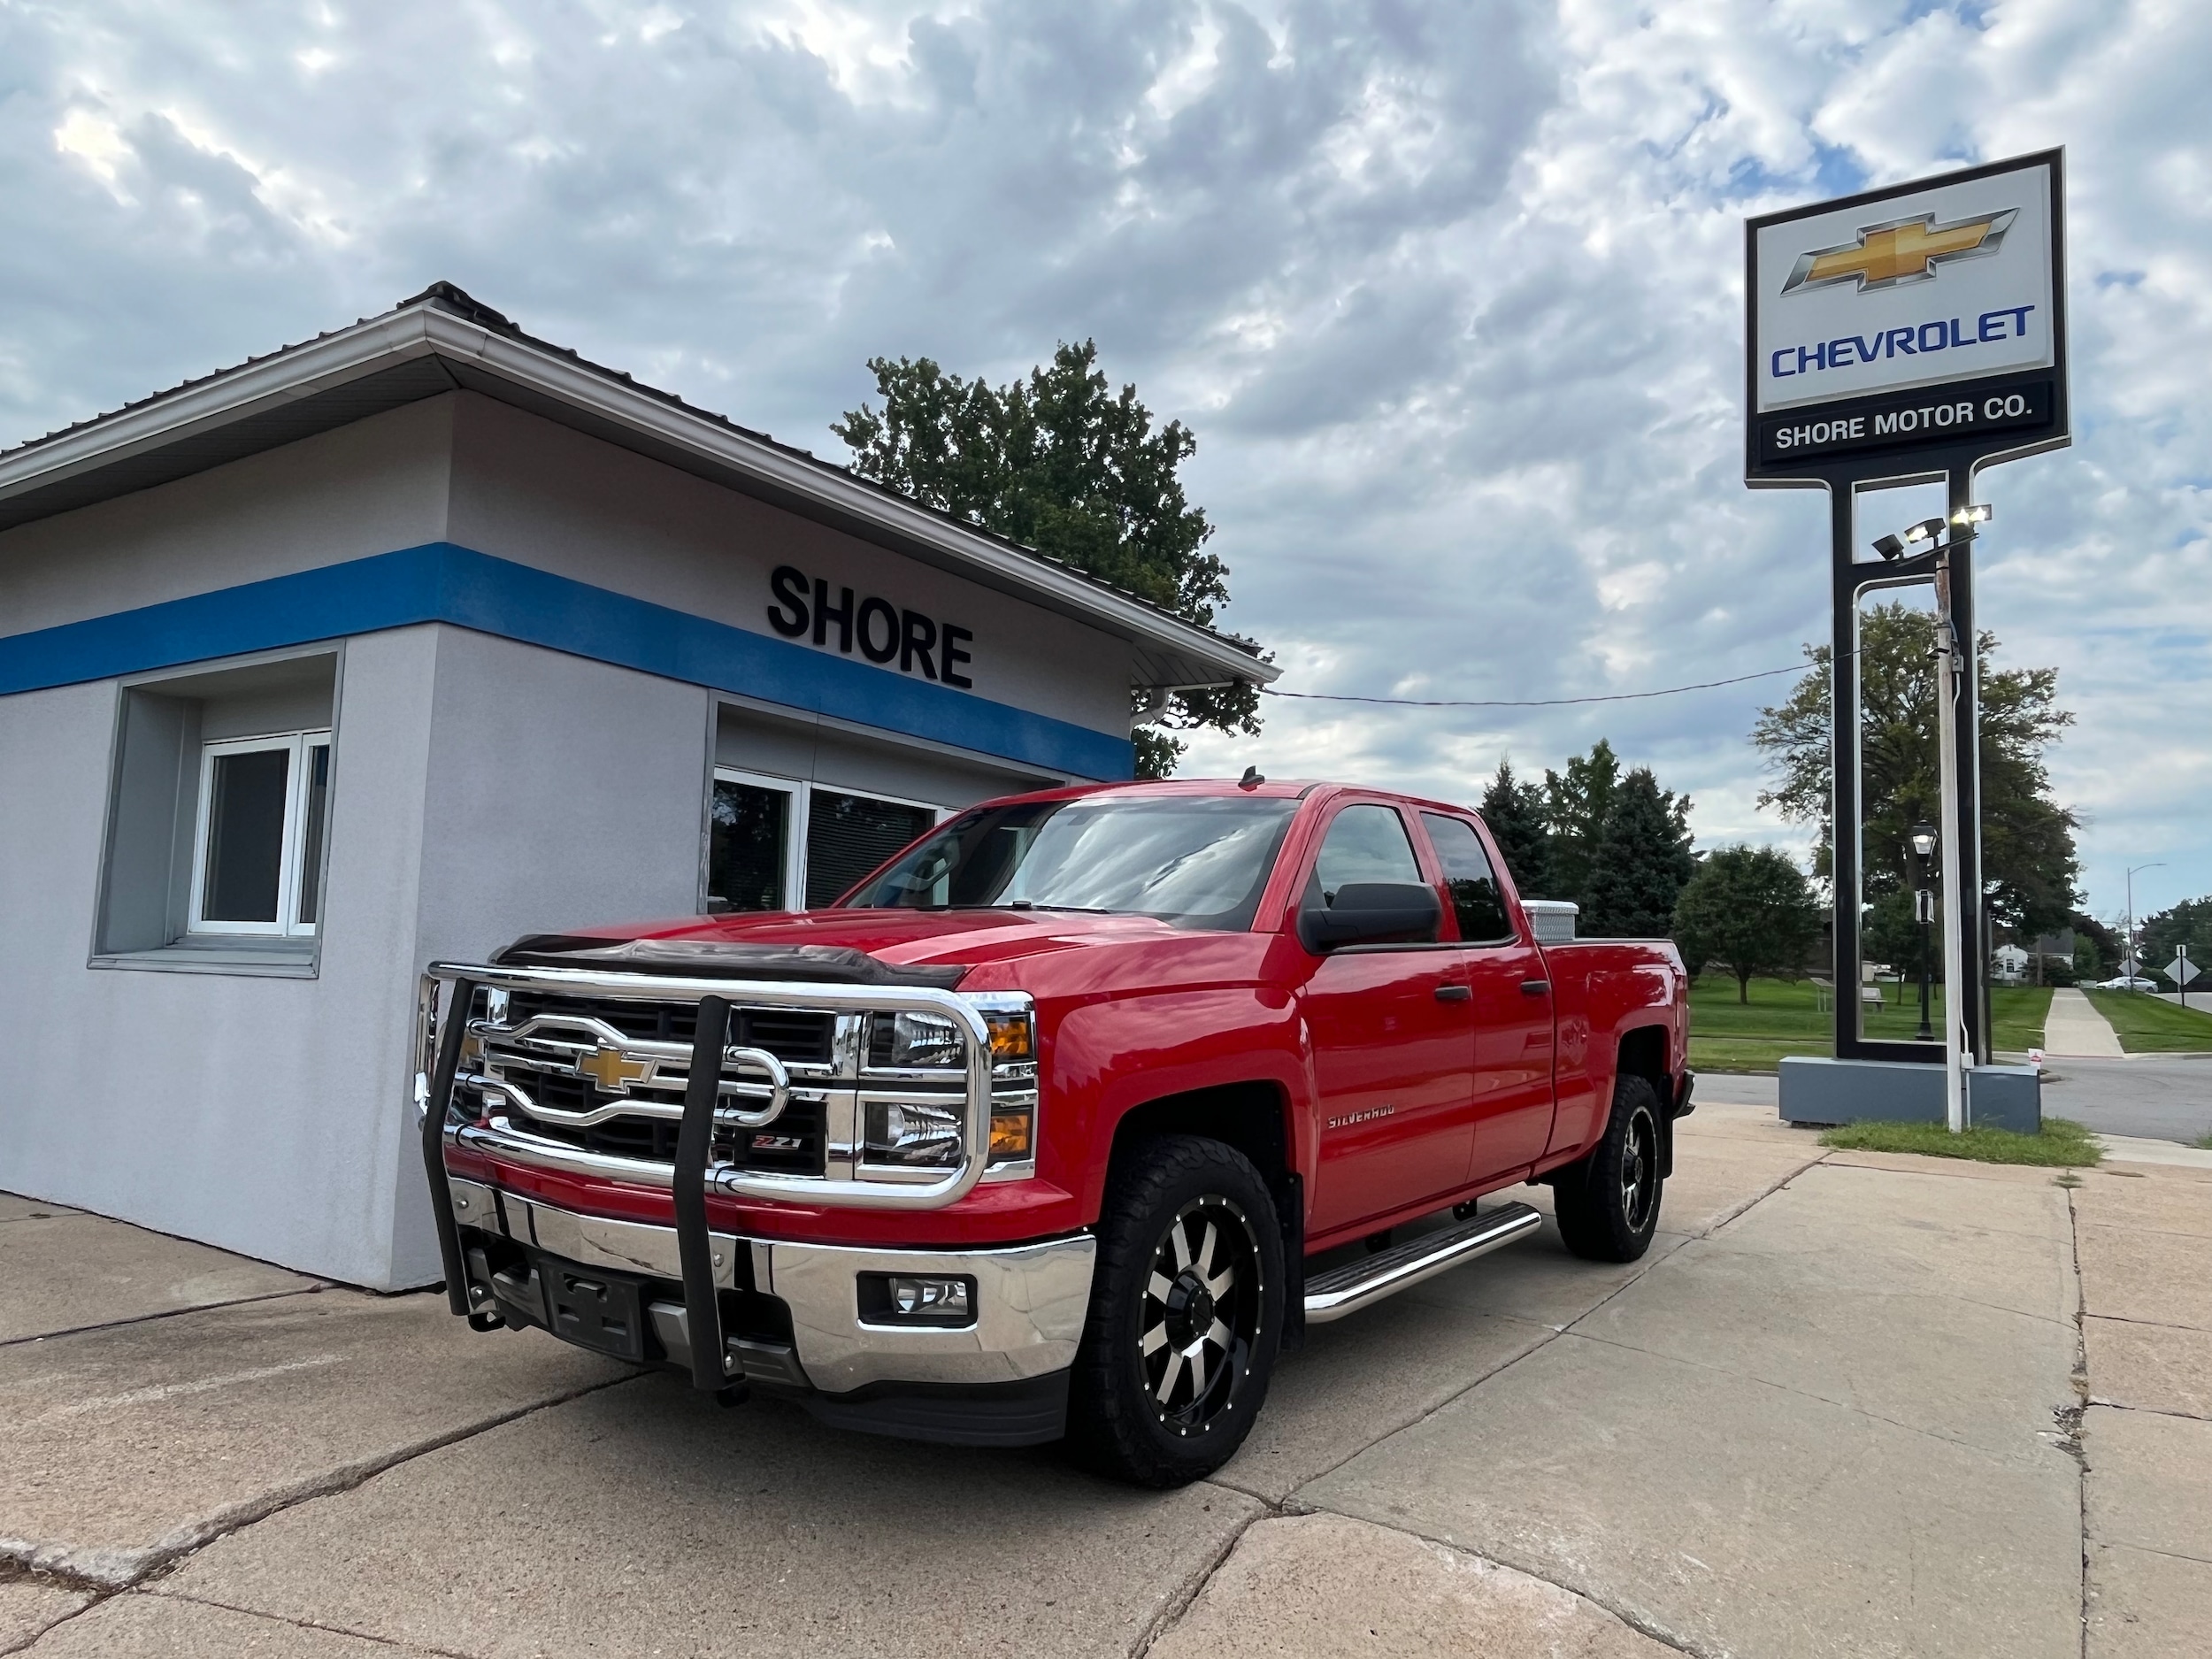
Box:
[0,543,1133,780]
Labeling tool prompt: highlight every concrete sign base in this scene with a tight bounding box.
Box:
[1779,1056,2042,1133]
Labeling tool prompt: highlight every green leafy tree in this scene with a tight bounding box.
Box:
[1673,845,1824,1002]
[1544,739,1620,907]
[2139,895,2212,986]
[1479,757,1553,900]
[1751,603,2080,941]
[2072,913,2119,979]
[832,342,1264,778]
[1581,766,1695,937]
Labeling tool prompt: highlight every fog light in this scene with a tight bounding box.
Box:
[857,1271,978,1327]
[895,1276,969,1317]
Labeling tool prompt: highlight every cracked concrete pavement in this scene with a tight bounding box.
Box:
[4,1103,2204,1656]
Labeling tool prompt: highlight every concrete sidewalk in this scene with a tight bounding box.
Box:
[4,1110,2205,1656]
[2047,986,2127,1056]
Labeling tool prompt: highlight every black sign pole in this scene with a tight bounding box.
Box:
[1823,467,1965,1067]
[1827,481,1864,1054]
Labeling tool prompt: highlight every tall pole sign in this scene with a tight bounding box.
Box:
[1747,151,2069,1114]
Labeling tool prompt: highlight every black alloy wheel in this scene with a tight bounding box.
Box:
[1618,1097,1660,1235]
[1553,1072,1666,1263]
[1068,1135,1284,1486]
[1141,1194,1263,1438]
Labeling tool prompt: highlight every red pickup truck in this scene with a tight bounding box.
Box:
[420,776,1691,1486]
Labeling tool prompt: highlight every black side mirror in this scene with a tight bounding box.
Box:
[1298,882,1442,953]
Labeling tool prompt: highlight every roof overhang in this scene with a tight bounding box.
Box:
[0,298,1275,695]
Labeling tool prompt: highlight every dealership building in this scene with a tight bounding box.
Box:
[0,284,1271,1289]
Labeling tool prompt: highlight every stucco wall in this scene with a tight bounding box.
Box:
[0,627,441,1287]
[443,393,1134,738]
[0,398,454,634]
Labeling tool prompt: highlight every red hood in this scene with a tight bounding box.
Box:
[520,906,1184,974]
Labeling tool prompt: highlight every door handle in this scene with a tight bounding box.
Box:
[1433,984,1472,1002]
[1520,979,1550,996]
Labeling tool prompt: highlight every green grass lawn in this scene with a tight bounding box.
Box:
[1688,977,2054,1072]
[1818,1115,2101,1167]
[2080,988,2212,1053]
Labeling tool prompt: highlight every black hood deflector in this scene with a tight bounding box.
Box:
[492,934,968,989]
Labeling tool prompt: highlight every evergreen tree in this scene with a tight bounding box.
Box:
[1673,845,1823,1002]
[1478,757,1553,899]
[833,342,1266,778]
[1581,766,1695,938]
[1543,739,1620,907]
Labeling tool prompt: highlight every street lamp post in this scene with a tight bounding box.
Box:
[1911,824,1939,1042]
[2125,863,2166,989]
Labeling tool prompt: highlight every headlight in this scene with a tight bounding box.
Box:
[870,1011,964,1069]
[862,999,1038,1176]
[863,1098,964,1167]
[869,1009,1033,1069]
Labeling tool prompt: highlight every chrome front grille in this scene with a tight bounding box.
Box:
[498,989,834,1065]
[496,1067,832,1175]
[431,967,1035,1205]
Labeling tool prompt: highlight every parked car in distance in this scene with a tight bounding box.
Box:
[416,776,1692,1486]
[2097,975,2158,991]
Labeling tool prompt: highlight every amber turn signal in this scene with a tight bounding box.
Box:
[986,1012,1033,1063]
[988,1109,1033,1161]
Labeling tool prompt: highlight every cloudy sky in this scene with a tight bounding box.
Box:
[3,0,2207,926]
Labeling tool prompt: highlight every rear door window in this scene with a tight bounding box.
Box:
[1421,814,1514,943]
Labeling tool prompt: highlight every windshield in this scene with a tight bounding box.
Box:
[843,794,1300,932]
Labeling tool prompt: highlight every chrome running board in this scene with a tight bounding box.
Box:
[1302,1202,1543,1324]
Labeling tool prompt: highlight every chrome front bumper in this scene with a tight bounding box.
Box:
[444,1177,1097,1395]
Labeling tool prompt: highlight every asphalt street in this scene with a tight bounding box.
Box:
[2042,1056,2212,1145]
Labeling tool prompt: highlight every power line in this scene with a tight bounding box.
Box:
[1260,659,1821,710]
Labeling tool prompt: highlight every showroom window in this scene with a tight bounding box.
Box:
[188,732,332,936]
[707,769,939,914]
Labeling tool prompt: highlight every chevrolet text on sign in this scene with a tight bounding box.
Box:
[1745,151,2067,481]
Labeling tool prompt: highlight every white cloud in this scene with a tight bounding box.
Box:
[0,0,2205,917]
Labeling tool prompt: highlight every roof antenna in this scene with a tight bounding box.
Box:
[1238,765,1264,790]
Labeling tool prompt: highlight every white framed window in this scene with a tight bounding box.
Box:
[707,768,806,914]
[187,730,332,936]
[707,767,946,914]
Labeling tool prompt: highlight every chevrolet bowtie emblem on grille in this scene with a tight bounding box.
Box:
[1781,209,2016,296]
[577,1043,656,1093]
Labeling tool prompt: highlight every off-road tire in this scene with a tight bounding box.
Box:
[1552,1073,1665,1263]
[1066,1135,1284,1487]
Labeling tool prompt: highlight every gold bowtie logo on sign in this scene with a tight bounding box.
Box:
[1781,209,2017,296]
[577,1043,655,1093]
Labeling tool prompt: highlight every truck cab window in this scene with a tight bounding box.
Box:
[848,795,1296,932]
[1421,814,1513,943]
[1310,804,1421,905]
